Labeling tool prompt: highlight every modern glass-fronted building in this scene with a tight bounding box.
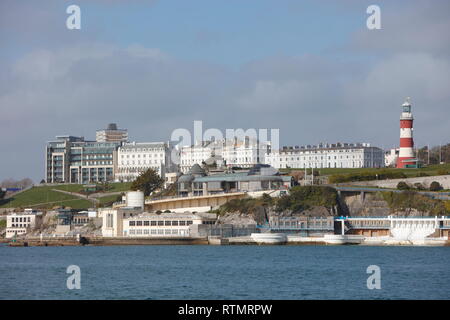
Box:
[46,136,120,184]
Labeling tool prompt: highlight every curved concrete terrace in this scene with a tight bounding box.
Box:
[143,192,247,211]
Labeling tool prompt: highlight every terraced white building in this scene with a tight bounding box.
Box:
[265,143,384,169]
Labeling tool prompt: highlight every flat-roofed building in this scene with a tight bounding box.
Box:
[6,209,43,239]
[45,135,121,184]
[96,123,128,143]
[265,142,384,169]
[45,135,84,183]
[115,141,177,182]
[180,137,270,173]
[123,212,216,237]
[101,207,143,237]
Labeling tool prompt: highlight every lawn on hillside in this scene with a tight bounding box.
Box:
[0,186,94,209]
[281,163,450,177]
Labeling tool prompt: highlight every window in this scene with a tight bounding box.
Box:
[144,221,150,226]
[165,221,171,226]
[151,221,156,226]
[187,220,193,225]
[136,221,143,226]
[172,221,179,226]
[157,221,164,226]
[179,221,186,226]
[129,221,136,226]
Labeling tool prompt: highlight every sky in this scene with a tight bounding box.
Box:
[1,0,449,182]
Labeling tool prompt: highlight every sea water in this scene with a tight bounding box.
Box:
[0,244,449,299]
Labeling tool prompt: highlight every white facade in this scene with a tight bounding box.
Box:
[265,143,384,169]
[101,209,216,238]
[115,142,176,182]
[100,207,142,237]
[125,191,145,209]
[164,172,180,189]
[180,137,270,173]
[6,209,43,239]
[385,148,399,167]
[123,212,216,237]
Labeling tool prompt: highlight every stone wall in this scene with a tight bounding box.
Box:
[347,174,450,189]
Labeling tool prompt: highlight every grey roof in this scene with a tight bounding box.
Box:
[178,174,195,183]
[188,164,206,176]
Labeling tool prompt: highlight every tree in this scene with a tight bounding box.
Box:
[429,181,442,192]
[0,188,5,200]
[130,168,164,196]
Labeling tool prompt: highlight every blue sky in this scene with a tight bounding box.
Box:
[1,0,449,181]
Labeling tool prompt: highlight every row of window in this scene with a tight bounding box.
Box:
[10,224,30,228]
[120,160,164,166]
[128,229,187,235]
[120,148,165,153]
[10,217,31,223]
[121,153,165,158]
[129,220,194,227]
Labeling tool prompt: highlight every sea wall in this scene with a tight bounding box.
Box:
[347,174,450,189]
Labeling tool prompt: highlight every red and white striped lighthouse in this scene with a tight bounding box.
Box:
[396,98,416,168]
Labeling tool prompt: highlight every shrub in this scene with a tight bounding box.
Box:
[437,169,449,176]
[429,181,442,192]
[381,191,446,216]
[413,182,425,190]
[275,185,338,213]
[445,201,450,214]
[397,181,410,190]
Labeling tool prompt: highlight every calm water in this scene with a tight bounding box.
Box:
[0,244,449,300]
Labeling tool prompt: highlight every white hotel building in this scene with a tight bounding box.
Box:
[180,137,270,173]
[265,143,384,169]
[6,209,43,239]
[115,142,177,182]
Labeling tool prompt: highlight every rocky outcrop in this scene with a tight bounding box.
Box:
[343,193,391,217]
[217,205,336,225]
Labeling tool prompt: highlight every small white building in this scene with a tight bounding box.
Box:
[100,207,142,237]
[265,143,384,169]
[385,148,399,167]
[101,208,216,238]
[123,212,216,237]
[115,141,177,182]
[6,209,43,239]
[164,172,181,189]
